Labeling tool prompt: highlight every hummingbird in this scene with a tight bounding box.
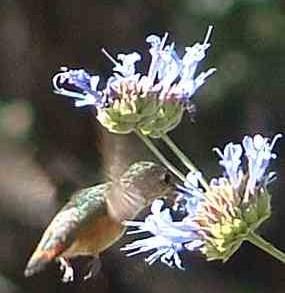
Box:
[24,161,176,282]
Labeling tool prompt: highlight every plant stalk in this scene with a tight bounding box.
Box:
[135,130,186,182]
[161,133,209,190]
[247,231,285,264]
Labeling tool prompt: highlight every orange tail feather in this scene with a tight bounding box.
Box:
[25,243,65,277]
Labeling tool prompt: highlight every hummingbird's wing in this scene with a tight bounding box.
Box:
[106,161,176,222]
[99,131,145,222]
[24,183,111,277]
[106,180,146,222]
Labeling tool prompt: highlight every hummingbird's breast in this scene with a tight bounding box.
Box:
[61,213,126,258]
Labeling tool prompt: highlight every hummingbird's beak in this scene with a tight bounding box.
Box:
[175,183,192,194]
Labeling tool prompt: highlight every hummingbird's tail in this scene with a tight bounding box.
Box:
[24,204,81,277]
[24,255,48,277]
[25,243,65,277]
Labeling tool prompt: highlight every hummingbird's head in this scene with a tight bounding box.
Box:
[108,161,178,222]
[120,161,177,202]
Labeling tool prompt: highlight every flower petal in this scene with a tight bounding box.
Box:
[243,133,282,194]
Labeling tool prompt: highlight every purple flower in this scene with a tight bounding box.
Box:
[121,199,203,269]
[53,68,104,107]
[122,133,282,267]
[243,133,282,196]
[213,142,243,189]
[52,26,215,110]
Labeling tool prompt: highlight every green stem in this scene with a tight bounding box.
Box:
[135,130,186,182]
[247,231,285,264]
[161,133,209,190]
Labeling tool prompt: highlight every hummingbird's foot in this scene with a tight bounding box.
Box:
[58,257,74,282]
[83,256,102,281]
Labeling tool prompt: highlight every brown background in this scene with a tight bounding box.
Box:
[0,0,284,292]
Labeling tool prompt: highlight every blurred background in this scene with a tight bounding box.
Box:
[0,0,284,292]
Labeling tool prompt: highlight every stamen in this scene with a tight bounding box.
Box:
[160,32,169,51]
[212,147,223,158]
[203,25,214,46]
[101,48,120,66]
[270,133,283,150]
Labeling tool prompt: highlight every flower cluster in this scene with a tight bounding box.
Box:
[121,199,203,269]
[121,134,282,268]
[53,27,215,137]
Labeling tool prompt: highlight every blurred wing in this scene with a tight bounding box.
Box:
[100,130,145,222]
[106,182,146,222]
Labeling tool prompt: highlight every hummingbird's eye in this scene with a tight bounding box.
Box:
[162,172,172,184]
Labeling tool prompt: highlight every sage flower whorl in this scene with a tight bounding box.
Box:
[121,134,282,267]
[53,27,216,138]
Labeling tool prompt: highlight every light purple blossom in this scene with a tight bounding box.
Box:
[213,142,243,189]
[243,133,282,195]
[121,199,203,269]
[174,172,203,216]
[52,26,215,110]
[122,133,282,269]
[213,133,282,200]
[52,68,104,107]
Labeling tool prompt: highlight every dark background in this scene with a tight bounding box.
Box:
[0,0,285,292]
